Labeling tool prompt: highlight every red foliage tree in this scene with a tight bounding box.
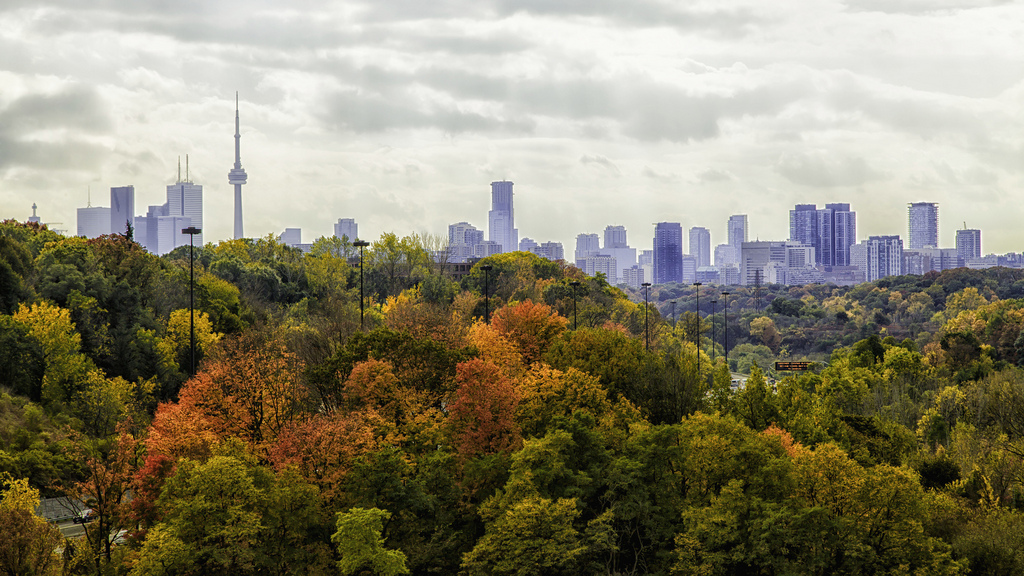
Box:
[447,358,521,457]
[267,411,383,506]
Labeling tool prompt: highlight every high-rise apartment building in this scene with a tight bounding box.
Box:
[653,222,683,284]
[956,228,981,260]
[488,181,517,253]
[578,254,617,281]
[575,233,600,266]
[334,218,358,241]
[448,221,484,263]
[604,225,628,249]
[110,185,135,236]
[601,225,636,285]
[819,203,856,267]
[519,238,538,252]
[689,226,711,268]
[534,241,564,261]
[908,202,938,249]
[865,235,903,281]
[789,203,856,267]
[789,205,818,250]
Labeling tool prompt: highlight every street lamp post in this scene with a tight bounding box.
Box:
[693,282,702,377]
[182,226,202,376]
[353,240,370,330]
[569,280,581,330]
[641,282,652,351]
[710,299,717,362]
[721,291,730,370]
[481,264,493,323]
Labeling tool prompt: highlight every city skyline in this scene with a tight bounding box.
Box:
[2,1,1023,254]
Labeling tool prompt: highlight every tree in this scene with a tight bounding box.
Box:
[0,235,33,315]
[461,496,585,576]
[61,426,142,575]
[170,329,307,453]
[13,302,94,409]
[447,359,521,457]
[332,507,409,576]
[132,441,331,576]
[157,308,220,378]
[734,364,778,431]
[491,300,568,365]
[268,412,383,507]
[749,316,782,353]
[0,474,63,576]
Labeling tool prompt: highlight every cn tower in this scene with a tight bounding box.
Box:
[228,92,247,239]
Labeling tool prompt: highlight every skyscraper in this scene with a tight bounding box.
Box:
[110,185,135,236]
[689,226,711,268]
[604,225,628,249]
[334,218,358,241]
[818,203,856,267]
[653,222,682,284]
[865,235,903,281]
[789,203,856,267]
[575,233,600,266]
[789,204,818,252]
[908,202,938,249]
[728,215,747,251]
[78,206,110,238]
[167,172,203,246]
[448,221,484,262]
[956,228,981,260]
[228,93,248,240]
[602,225,636,285]
[488,181,516,253]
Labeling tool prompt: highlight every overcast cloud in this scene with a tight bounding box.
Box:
[1,0,1023,255]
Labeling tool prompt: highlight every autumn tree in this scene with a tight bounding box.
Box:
[447,359,521,457]
[490,300,568,365]
[132,440,331,576]
[0,473,63,576]
[61,426,143,575]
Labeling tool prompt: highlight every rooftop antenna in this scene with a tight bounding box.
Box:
[177,156,181,183]
[87,186,91,207]
[186,154,190,183]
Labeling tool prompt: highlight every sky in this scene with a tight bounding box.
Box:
[1,0,1023,255]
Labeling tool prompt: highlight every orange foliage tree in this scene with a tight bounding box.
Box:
[267,411,383,507]
[342,359,445,452]
[148,329,307,458]
[491,300,568,365]
[447,359,521,457]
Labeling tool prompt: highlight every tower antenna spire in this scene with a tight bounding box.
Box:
[87,186,91,207]
[228,91,247,239]
[186,154,189,183]
[178,156,181,183]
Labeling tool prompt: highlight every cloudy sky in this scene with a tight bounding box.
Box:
[2,0,1023,255]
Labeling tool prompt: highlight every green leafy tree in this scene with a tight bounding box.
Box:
[332,507,409,576]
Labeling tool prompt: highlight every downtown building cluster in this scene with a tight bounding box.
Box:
[445,189,1007,289]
